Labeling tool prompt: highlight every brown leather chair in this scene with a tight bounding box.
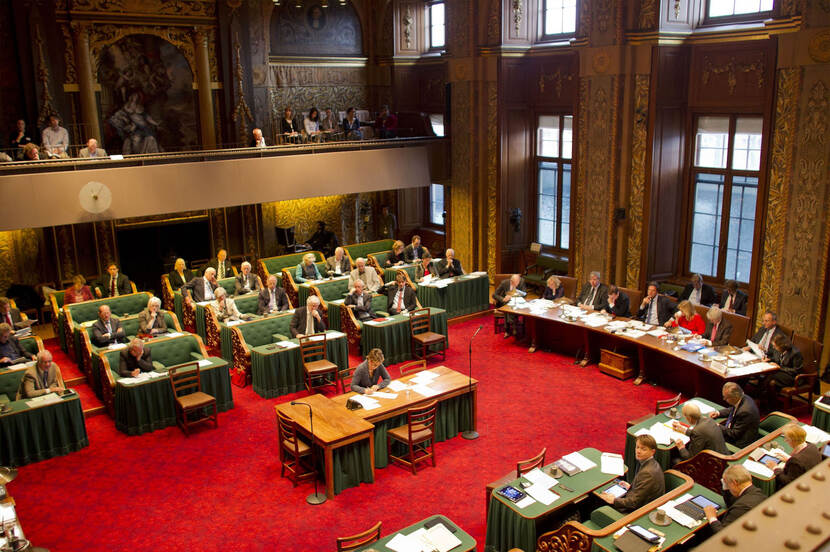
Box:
[617,286,643,317]
[168,362,218,436]
[299,333,339,392]
[558,275,578,301]
[399,359,427,376]
[409,308,447,361]
[387,400,438,474]
[723,311,750,347]
[276,410,314,487]
[778,335,823,412]
[336,521,382,551]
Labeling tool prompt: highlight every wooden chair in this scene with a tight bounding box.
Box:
[409,308,447,362]
[777,324,795,341]
[168,362,218,436]
[517,447,547,475]
[387,400,438,474]
[276,410,314,487]
[626,393,682,428]
[558,275,578,301]
[617,286,643,317]
[777,335,823,412]
[335,521,382,551]
[485,448,547,516]
[399,359,427,376]
[299,333,339,392]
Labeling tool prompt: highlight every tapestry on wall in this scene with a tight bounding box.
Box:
[270,3,363,57]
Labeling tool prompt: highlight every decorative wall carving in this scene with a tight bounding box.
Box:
[573,77,589,282]
[594,0,613,33]
[231,35,254,145]
[808,30,830,62]
[34,26,59,128]
[61,25,78,84]
[626,74,649,289]
[260,194,362,251]
[0,230,42,294]
[512,0,524,34]
[539,68,574,99]
[487,0,501,44]
[487,82,499,279]
[639,0,657,30]
[56,0,216,17]
[402,5,414,49]
[450,79,474,270]
[270,3,363,56]
[210,208,227,252]
[701,55,764,95]
[267,65,368,122]
[94,221,116,268]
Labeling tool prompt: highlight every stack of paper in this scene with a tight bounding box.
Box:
[197,359,212,367]
[600,452,625,475]
[411,384,439,397]
[515,496,535,509]
[628,321,652,331]
[606,320,629,332]
[662,494,700,528]
[410,370,439,385]
[802,424,830,444]
[729,351,760,363]
[372,391,398,399]
[25,392,63,407]
[685,399,717,416]
[166,331,184,337]
[350,395,381,410]
[388,380,410,392]
[420,274,434,284]
[470,271,488,277]
[745,361,776,373]
[582,314,609,328]
[743,459,774,478]
[107,343,127,350]
[621,329,646,339]
[562,451,597,471]
[561,305,586,318]
[386,523,463,552]
[638,422,689,446]
[275,340,299,349]
[225,320,244,327]
[647,328,668,337]
[522,468,560,505]
[727,365,765,377]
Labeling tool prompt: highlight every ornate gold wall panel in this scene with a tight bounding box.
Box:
[260,194,362,254]
[573,77,588,282]
[0,230,42,294]
[625,74,649,289]
[486,81,499,279]
[449,79,474,271]
[56,0,216,17]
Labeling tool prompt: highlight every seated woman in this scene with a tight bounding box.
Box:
[385,240,407,267]
[168,258,192,292]
[342,107,362,140]
[63,274,94,304]
[542,275,564,301]
[666,299,705,334]
[764,423,822,488]
[304,107,322,143]
[138,296,168,336]
[415,253,434,282]
[294,253,322,283]
[350,348,391,395]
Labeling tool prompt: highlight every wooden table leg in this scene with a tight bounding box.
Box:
[324,445,335,499]
[367,431,375,482]
[583,329,592,362]
[637,345,646,380]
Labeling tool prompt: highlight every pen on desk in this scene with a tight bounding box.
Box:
[558,484,574,493]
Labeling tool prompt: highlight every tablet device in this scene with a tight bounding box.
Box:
[602,482,628,498]
[691,495,720,510]
[496,485,526,503]
[822,443,830,459]
[758,453,781,466]
[628,525,660,543]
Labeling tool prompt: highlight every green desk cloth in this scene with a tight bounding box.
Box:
[326,300,345,331]
[0,392,89,466]
[382,263,418,284]
[113,357,234,436]
[813,401,830,432]
[57,311,68,351]
[193,292,260,340]
[174,293,184,327]
[361,308,448,364]
[328,437,375,495]
[485,448,611,552]
[624,397,724,483]
[250,331,349,398]
[370,391,472,469]
[416,274,490,319]
[591,483,725,552]
[357,515,476,552]
[298,276,351,306]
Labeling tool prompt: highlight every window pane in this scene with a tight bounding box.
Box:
[732,117,763,170]
[429,3,445,48]
[429,183,444,225]
[709,0,773,17]
[560,164,571,249]
[538,219,555,246]
[560,223,570,249]
[429,114,445,137]
[689,173,725,277]
[543,0,576,35]
[562,116,573,159]
[538,116,560,157]
[539,161,558,195]
[538,160,558,247]
[695,116,729,168]
[724,176,757,283]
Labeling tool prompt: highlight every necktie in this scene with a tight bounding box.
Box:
[589,286,597,306]
[106,321,112,337]
[397,289,403,312]
[4,313,11,326]
[761,329,772,351]
[305,311,314,335]
[724,295,733,310]
[711,323,718,342]
[725,401,738,428]
[111,278,116,297]
[42,370,49,388]
[269,290,276,311]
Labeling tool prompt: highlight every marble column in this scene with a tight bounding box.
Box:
[194,27,217,149]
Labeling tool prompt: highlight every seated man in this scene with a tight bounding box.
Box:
[637,281,675,326]
[719,279,748,315]
[763,423,822,489]
[350,348,391,394]
[251,128,267,148]
[345,279,376,322]
[404,235,428,263]
[257,275,290,315]
[20,351,64,398]
[96,263,132,298]
[374,105,398,139]
[710,382,759,449]
[0,323,35,367]
[79,138,107,158]
[91,305,127,347]
[235,261,261,295]
[325,247,352,277]
[599,434,665,513]
[138,297,168,336]
[211,287,242,322]
[387,272,417,316]
[118,338,153,378]
[207,249,233,279]
[763,334,804,405]
[0,297,26,331]
[492,274,526,338]
[385,240,407,267]
[680,273,716,306]
[602,285,630,317]
[705,465,765,533]
[703,306,733,347]
[183,267,219,304]
[295,253,322,283]
[576,271,609,311]
[672,402,729,461]
[746,310,786,358]
[436,249,464,278]
[290,296,326,338]
[41,115,69,159]
[349,258,382,293]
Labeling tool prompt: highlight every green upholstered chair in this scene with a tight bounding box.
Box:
[341,294,389,352]
[229,313,294,384]
[343,240,396,267]
[64,292,153,363]
[258,251,325,283]
[202,293,264,351]
[0,367,28,404]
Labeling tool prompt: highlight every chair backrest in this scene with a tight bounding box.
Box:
[217,277,236,297]
[259,251,325,279]
[234,313,294,349]
[168,362,202,398]
[722,311,750,347]
[0,367,28,402]
[276,410,304,456]
[18,335,43,357]
[399,360,427,375]
[694,304,709,320]
[335,521,382,552]
[517,447,547,477]
[299,334,328,363]
[343,239,396,265]
[65,292,153,325]
[656,393,682,414]
[777,324,795,340]
[617,286,642,317]
[558,276,577,300]
[407,400,438,439]
[792,334,822,375]
[409,308,432,335]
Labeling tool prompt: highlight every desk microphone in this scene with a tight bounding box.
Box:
[290,401,326,505]
[463,324,484,440]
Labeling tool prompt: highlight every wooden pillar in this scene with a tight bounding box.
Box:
[193,27,217,149]
[72,23,100,142]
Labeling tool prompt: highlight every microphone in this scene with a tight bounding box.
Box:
[472,323,484,338]
[463,323,484,440]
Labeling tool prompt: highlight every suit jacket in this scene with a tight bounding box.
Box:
[403,244,428,263]
[0,335,32,366]
[720,290,748,316]
[605,293,631,317]
[211,297,242,322]
[257,287,290,315]
[680,283,717,306]
[704,318,733,346]
[349,268,382,293]
[345,291,376,321]
[775,444,822,488]
[79,147,107,158]
[415,262,435,281]
[235,273,261,295]
[290,307,326,338]
[138,309,168,335]
[386,285,417,315]
[637,295,676,326]
[167,270,192,292]
[280,116,301,135]
[385,251,407,267]
[207,260,234,279]
[542,285,564,301]
[325,255,351,276]
[613,457,665,513]
[709,485,766,533]
[62,285,94,305]
[678,416,729,459]
[20,364,62,398]
[0,307,25,330]
[97,273,132,297]
[182,277,218,303]
[717,395,760,449]
[750,325,786,354]
[492,278,527,308]
[118,348,153,377]
[91,317,127,347]
[350,360,391,394]
[436,258,463,279]
[576,283,609,311]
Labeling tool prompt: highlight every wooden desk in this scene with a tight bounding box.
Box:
[275,394,375,499]
[357,514,476,552]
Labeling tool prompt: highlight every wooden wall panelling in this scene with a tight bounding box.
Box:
[500,108,532,267]
[688,39,777,110]
[531,52,578,109]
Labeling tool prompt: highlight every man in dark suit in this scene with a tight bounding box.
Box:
[637,281,676,325]
[96,263,132,298]
[492,274,527,338]
[183,267,219,304]
[345,279,376,322]
[325,247,351,277]
[207,249,233,279]
[290,296,326,338]
[387,272,417,315]
[576,271,609,311]
[20,351,64,398]
[235,261,261,295]
[257,275,290,315]
[719,280,748,315]
[91,305,127,347]
[0,323,35,366]
[704,306,733,347]
[0,297,26,331]
[436,248,464,278]
[673,402,729,461]
[680,273,717,306]
[118,339,154,377]
[746,311,786,357]
[403,235,429,263]
[704,465,765,533]
[602,285,631,318]
[711,382,760,449]
[765,424,822,488]
[599,434,665,513]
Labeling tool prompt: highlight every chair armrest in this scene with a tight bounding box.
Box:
[152,361,165,371]
[189,352,204,360]
[273,333,290,342]
[793,373,817,387]
[376,311,389,317]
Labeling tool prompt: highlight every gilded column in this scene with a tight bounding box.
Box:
[194,27,217,149]
[72,23,100,142]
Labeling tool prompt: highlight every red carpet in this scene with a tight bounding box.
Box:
[12,315,677,551]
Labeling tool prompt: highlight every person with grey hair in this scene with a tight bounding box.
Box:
[672,402,729,461]
[325,247,351,277]
[703,305,732,346]
[79,138,107,158]
[235,261,261,295]
[746,311,785,356]
[349,257,381,292]
[118,338,153,377]
[295,253,322,283]
[0,322,35,366]
[290,295,325,338]
[21,350,64,398]
[680,273,716,306]
[436,248,464,278]
[257,275,290,315]
[91,305,127,346]
[710,382,759,448]
[211,287,242,322]
[345,278,376,321]
[183,267,218,304]
[577,271,609,311]
[168,258,191,292]
[138,296,167,336]
[705,464,765,532]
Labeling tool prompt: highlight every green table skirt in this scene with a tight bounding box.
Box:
[174,293,184,328]
[361,308,448,364]
[371,391,473,468]
[486,496,539,552]
[220,324,236,361]
[416,275,489,319]
[114,362,234,436]
[195,303,209,339]
[813,404,830,432]
[330,438,375,495]
[57,312,68,351]
[251,336,348,399]
[326,301,344,331]
[0,395,89,466]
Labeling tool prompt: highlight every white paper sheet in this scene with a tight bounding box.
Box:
[411,384,439,397]
[523,468,558,488]
[372,391,398,399]
[621,329,646,339]
[600,452,625,476]
[813,397,830,413]
[388,380,410,392]
[350,395,381,410]
[802,423,830,445]
[582,314,608,328]
[684,399,717,416]
[562,451,596,471]
[166,331,184,337]
[386,532,423,552]
[225,320,244,327]
[729,351,760,363]
[197,359,211,367]
[107,343,127,350]
[514,495,536,509]
[410,371,438,385]
[326,331,346,339]
[524,484,559,506]
[275,341,299,349]
[662,495,700,528]
[646,328,668,337]
[743,459,774,478]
